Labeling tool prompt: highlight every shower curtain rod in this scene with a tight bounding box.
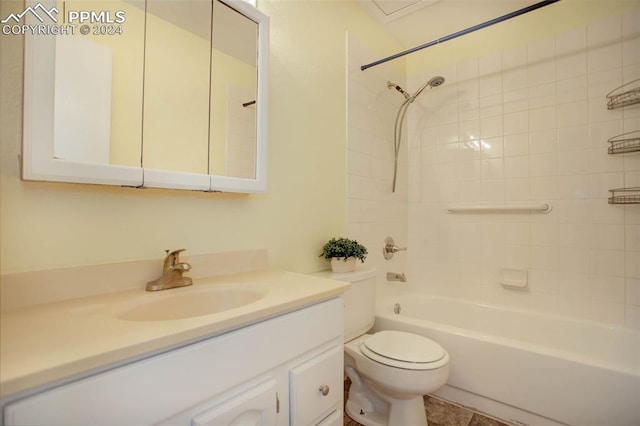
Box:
[361,0,561,71]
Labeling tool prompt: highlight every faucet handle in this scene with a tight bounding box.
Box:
[176,261,192,272]
[166,248,186,256]
[163,249,186,269]
[383,237,407,260]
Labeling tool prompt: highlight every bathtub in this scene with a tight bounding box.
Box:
[374,294,640,426]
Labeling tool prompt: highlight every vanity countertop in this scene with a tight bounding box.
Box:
[0,269,348,398]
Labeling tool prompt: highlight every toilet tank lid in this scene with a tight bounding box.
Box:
[310,268,376,283]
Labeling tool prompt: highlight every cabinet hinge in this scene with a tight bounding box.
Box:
[276,392,280,414]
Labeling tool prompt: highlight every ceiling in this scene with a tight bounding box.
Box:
[357,0,542,48]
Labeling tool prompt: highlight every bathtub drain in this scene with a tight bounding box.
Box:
[393,303,401,314]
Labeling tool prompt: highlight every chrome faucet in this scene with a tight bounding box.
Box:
[146,249,193,291]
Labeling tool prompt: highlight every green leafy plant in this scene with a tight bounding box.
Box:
[319,237,368,263]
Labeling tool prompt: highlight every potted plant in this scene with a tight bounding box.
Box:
[319,237,368,273]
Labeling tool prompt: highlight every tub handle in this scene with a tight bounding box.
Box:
[384,236,407,260]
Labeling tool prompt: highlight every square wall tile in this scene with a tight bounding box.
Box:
[557,75,588,104]
[504,111,529,135]
[505,178,531,200]
[558,174,589,199]
[479,51,502,76]
[528,60,556,87]
[503,156,529,179]
[504,133,529,157]
[625,225,640,251]
[530,152,558,177]
[503,88,529,113]
[558,150,589,176]
[589,300,625,326]
[590,249,625,277]
[529,106,558,131]
[588,45,623,74]
[559,223,590,248]
[556,26,587,55]
[622,36,640,66]
[480,115,503,138]
[627,278,640,306]
[587,15,622,47]
[557,100,589,127]
[457,58,479,81]
[622,11,640,38]
[557,124,589,151]
[480,94,503,117]
[590,224,625,250]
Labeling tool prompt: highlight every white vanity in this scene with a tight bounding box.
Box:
[0,252,348,425]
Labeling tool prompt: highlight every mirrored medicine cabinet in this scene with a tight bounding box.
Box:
[22,0,268,192]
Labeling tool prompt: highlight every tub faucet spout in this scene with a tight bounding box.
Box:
[146,249,193,291]
[386,272,407,282]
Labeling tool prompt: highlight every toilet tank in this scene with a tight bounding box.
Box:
[313,269,376,342]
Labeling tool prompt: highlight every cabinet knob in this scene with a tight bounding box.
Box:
[318,385,330,396]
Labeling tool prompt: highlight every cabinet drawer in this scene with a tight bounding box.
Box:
[289,345,343,426]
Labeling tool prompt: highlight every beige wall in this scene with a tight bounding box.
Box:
[0,0,400,274]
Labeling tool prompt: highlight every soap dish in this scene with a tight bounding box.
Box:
[499,267,528,289]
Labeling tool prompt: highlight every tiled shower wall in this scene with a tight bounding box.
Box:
[346,34,409,286]
[406,11,640,328]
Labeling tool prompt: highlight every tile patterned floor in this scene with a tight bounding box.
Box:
[343,380,511,426]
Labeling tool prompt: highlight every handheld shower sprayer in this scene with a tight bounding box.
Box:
[427,75,445,87]
[387,76,446,192]
[409,75,446,101]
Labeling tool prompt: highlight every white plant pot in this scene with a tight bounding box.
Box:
[331,257,356,273]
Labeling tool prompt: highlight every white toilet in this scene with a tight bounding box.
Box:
[336,270,449,426]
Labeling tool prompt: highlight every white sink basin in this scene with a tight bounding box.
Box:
[119,287,264,321]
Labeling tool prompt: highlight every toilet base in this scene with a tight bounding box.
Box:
[345,366,429,426]
[346,393,428,426]
[346,398,387,426]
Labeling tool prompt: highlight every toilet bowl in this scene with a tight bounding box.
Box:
[344,330,449,426]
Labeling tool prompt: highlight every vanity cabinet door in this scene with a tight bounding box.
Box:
[316,409,343,426]
[190,378,277,426]
[289,345,343,426]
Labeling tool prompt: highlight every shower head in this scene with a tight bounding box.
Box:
[411,75,446,100]
[428,76,445,87]
[387,81,410,100]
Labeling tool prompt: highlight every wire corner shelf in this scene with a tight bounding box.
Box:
[608,187,640,205]
[606,79,640,110]
[607,130,640,154]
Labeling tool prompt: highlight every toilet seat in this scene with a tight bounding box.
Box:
[359,331,447,370]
